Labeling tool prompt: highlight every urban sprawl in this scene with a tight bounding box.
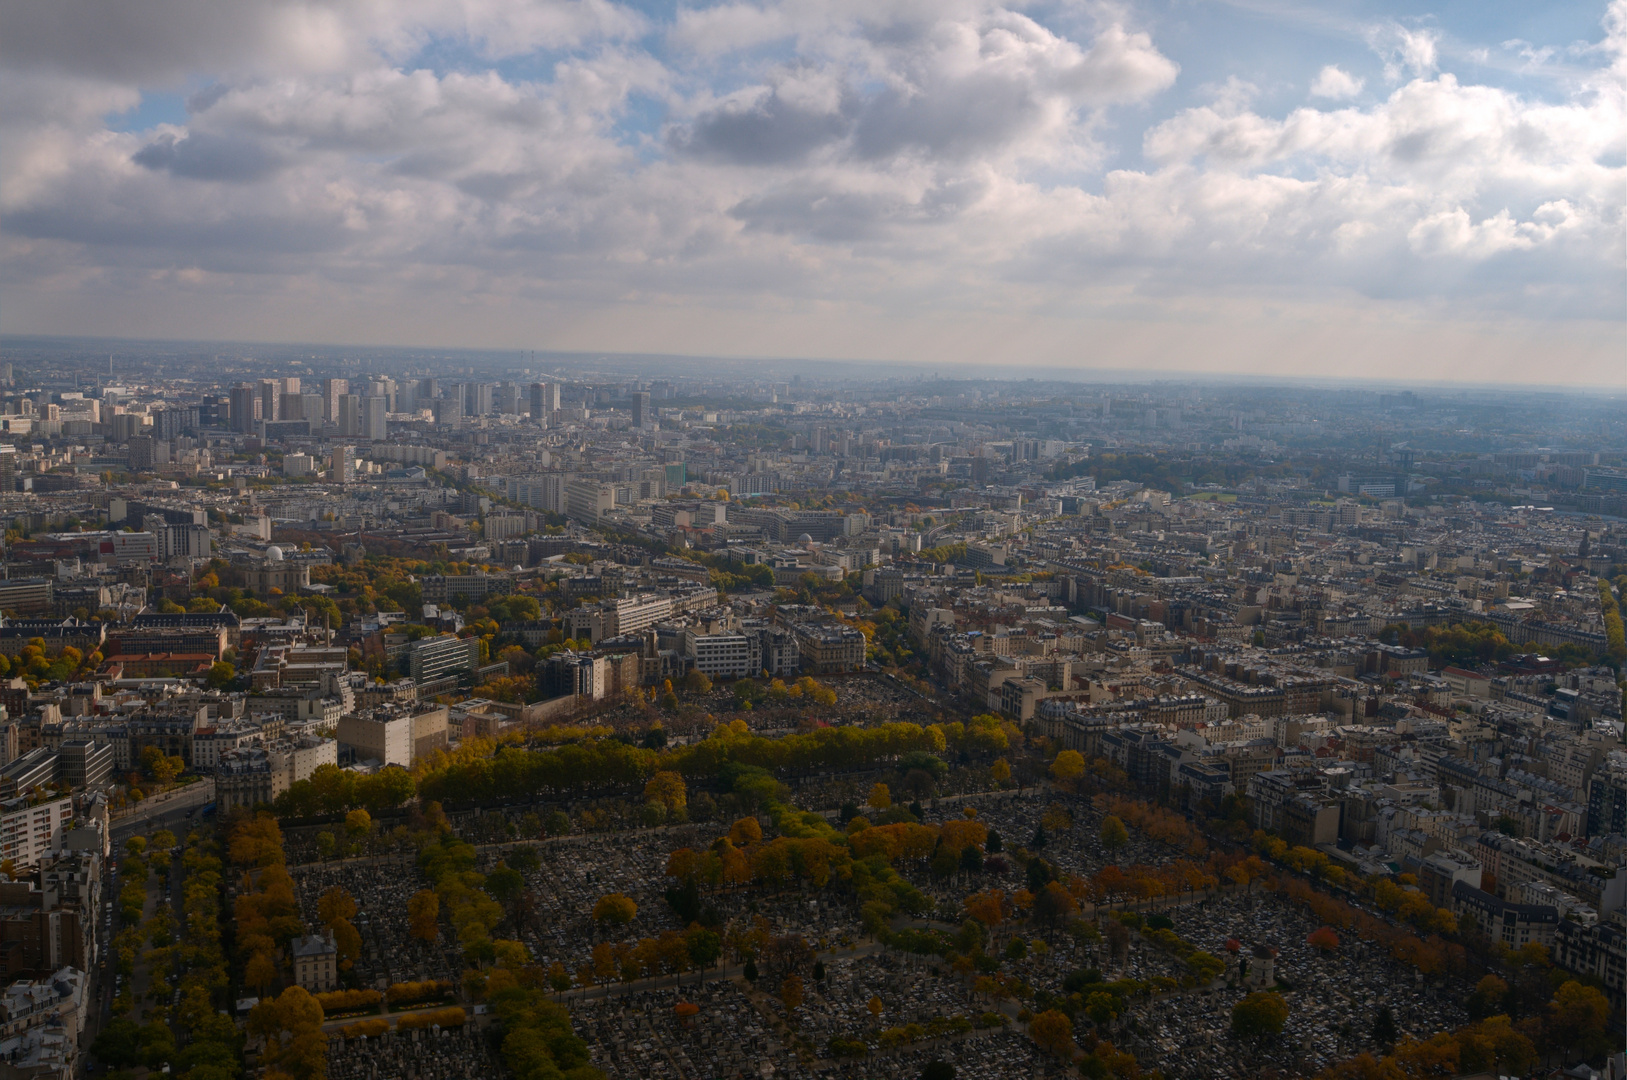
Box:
[0,339,1620,1080]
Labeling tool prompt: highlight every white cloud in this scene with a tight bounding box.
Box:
[1370,23,1440,83]
[1310,64,1363,100]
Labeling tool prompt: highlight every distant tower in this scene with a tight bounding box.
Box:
[229,384,257,434]
[530,382,559,424]
[631,391,651,429]
[337,394,361,437]
[322,378,348,422]
[361,396,387,441]
[330,447,356,484]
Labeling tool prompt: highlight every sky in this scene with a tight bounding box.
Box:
[2,0,1623,384]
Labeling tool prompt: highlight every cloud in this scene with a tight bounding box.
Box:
[672,11,1178,169]
[132,131,285,182]
[0,0,1621,374]
[1370,23,1440,82]
[1310,65,1363,100]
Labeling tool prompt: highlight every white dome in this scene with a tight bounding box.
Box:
[796,533,814,545]
[266,546,285,561]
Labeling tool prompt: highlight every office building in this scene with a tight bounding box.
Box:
[407,634,480,683]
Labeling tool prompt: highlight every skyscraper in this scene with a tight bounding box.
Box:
[529,382,559,423]
[258,379,281,423]
[631,391,651,429]
[361,396,387,441]
[331,446,356,484]
[338,393,361,437]
[462,383,493,416]
[322,378,348,422]
[229,384,257,434]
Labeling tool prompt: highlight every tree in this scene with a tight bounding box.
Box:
[1231,992,1288,1041]
[91,1017,142,1068]
[139,745,182,786]
[1372,1005,1398,1048]
[317,886,357,927]
[920,1062,956,1080]
[683,669,713,695]
[1085,991,1118,1026]
[1466,974,1508,1020]
[344,809,372,838]
[507,846,541,875]
[206,661,236,688]
[331,918,363,968]
[484,864,525,906]
[867,782,892,811]
[990,758,1011,784]
[743,957,758,984]
[1099,815,1128,851]
[1030,1009,1075,1058]
[644,771,688,815]
[408,889,440,943]
[244,951,277,995]
[592,893,637,927]
[780,975,804,1018]
[686,927,721,972]
[867,995,884,1020]
[1033,882,1077,927]
[1306,926,1340,952]
[1545,980,1610,1062]
[249,986,326,1080]
[1050,750,1085,783]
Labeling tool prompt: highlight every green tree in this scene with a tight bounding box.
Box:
[1231,992,1288,1042]
[485,864,525,906]
[91,1017,142,1068]
[686,926,721,972]
[1372,1005,1398,1048]
[1099,815,1129,851]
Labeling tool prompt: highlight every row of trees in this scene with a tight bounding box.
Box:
[411,720,953,805]
[1381,621,1515,668]
[228,816,304,1001]
[1315,984,1609,1080]
[1599,579,1626,666]
[271,764,417,819]
[93,828,244,1079]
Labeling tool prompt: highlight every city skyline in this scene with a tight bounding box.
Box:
[3,0,1623,384]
